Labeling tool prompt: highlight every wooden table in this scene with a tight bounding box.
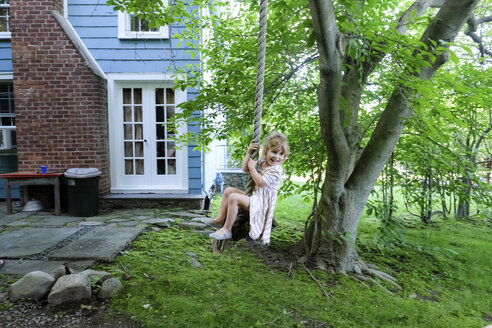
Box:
[1,171,64,216]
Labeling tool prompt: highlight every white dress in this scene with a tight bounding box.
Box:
[249,159,283,244]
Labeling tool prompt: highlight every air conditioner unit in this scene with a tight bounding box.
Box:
[0,128,16,150]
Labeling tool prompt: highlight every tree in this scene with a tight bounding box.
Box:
[109,0,487,277]
[299,0,481,275]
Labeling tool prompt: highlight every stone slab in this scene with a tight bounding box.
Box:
[5,220,34,227]
[170,211,203,219]
[141,218,174,227]
[0,259,94,275]
[0,227,80,257]
[0,211,32,227]
[29,216,80,227]
[78,221,103,226]
[178,222,207,230]
[191,217,213,225]
[117,221,140,227]
[49,226,145,261]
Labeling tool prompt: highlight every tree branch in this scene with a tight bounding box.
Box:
[308,0,349,178]
[348,0,480,195]
[465,16,492,58]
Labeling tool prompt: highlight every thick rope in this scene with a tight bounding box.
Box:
[247,0,268,196]
[212,0,268,253]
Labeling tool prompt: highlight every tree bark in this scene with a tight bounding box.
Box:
[301,0,480,273]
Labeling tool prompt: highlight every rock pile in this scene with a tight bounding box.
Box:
[8,266,122,306]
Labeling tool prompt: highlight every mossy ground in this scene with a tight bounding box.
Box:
[100,192,491,328]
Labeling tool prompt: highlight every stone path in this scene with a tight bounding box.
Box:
[0,205,214,275]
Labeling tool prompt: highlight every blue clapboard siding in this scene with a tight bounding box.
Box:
[0,40,12,73]
[68,0,203,194]
[0,153,20,199]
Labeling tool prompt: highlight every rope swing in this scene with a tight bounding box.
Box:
[212,0,268,252]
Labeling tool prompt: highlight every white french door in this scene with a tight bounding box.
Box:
[109,81,188,193]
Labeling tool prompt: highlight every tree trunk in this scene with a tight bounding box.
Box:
[301,179,366,273]
[456,177,471,218]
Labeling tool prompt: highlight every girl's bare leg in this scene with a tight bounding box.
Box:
[212,187,245,225]
[222,193,250,233]
[209,193,249,239]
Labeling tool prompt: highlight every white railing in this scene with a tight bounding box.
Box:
[216,145,241,170]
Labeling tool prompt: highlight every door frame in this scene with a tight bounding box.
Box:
[107,73,188,193]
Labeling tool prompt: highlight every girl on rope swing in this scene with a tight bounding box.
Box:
[208,131,289,245]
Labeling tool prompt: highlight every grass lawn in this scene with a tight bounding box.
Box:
[102,192,492,327]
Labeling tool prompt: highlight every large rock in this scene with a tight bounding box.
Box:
[47,273,91,305]
[80,269,113,284]
[50,265,71,280]
[8,271,55,302]
[97,277,122,299]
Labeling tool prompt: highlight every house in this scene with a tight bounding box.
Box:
[0,0,218,209]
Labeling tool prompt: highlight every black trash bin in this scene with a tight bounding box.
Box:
[65,168,101,217]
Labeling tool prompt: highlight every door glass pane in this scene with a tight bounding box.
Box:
[135,142,144,157]
[134,124,143,139]
[167,142,176,157]
[134,88,142,104]
[155,88,164,104]
[168,159,176,175]
[124,125,132,139]
[135,159,144,175]
[124,142,133,157]
[166,88,174,104]
[156,124,164,140]
[123,88,131,104]
[123,106,132,122]
[157,159,165,175]
[155,106,164,122]
[156,142,165,157]
[166,106,175,121]
[134,106,142,122]
[125,160,133,174]
[167,125,175,138]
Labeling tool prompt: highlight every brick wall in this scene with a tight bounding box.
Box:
[10,0,110,194]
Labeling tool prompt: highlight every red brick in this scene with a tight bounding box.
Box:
[11,0,110,194]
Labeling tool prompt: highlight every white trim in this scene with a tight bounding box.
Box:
[117,11,169,39]
[111,188,188,194]
[63,0,68,18]
[0,73,13,80]
[107,73,175,83]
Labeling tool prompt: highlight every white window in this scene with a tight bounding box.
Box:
[117,8,169,39]
[0,0,11,39]
[0,82,16,149]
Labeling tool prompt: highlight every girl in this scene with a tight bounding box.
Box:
[209,131,289,244]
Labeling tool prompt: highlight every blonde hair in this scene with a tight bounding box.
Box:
[262,131,290,160]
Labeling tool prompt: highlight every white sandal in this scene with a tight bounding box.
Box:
[209,228,232,240]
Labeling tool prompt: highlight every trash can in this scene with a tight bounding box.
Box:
[65,168,101,217]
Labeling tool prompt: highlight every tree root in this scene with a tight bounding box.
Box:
[300,255,402,294]
[354,260,402,294]
[298,257,331,300]
[353,274,395,296]
[364,268,402,290]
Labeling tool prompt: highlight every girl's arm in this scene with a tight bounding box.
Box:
[242,140,259,172]
[248,159,267,188]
